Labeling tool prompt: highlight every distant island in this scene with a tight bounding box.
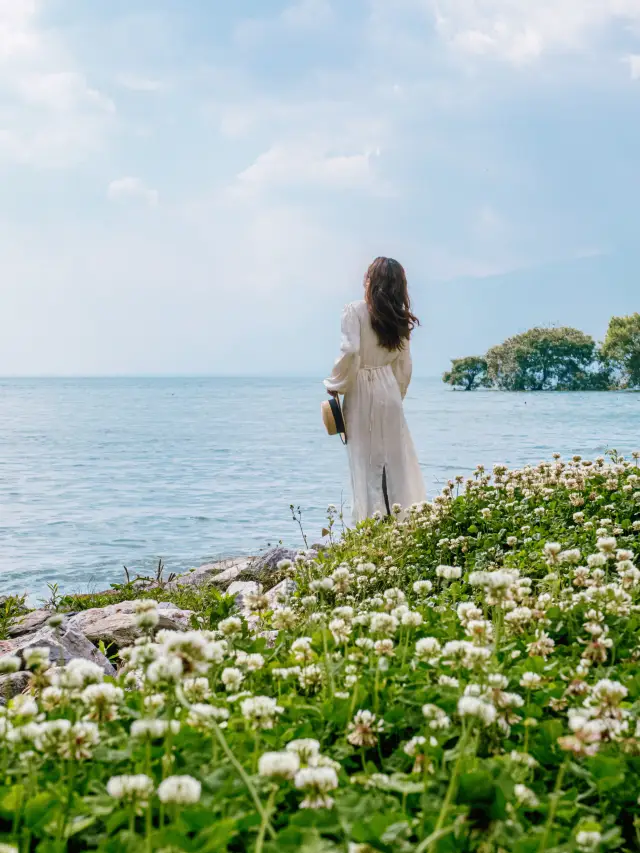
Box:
[443,312,640,391]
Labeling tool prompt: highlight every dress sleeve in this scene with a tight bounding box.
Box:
[392,342,412,400]
[324,303,361,394]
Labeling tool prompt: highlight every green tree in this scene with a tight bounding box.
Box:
[485,327,599,391]
[443,356,490,391]
[601,313,640,389]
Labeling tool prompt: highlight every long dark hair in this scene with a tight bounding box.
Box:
[364,257,419,351]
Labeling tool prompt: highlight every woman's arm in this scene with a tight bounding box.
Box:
[392,342,412,400]
[324,303,361,395]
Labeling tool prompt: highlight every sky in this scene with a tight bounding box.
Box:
[1,0,640,378]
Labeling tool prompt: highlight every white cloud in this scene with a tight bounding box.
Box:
[0,0,114,167]
[18,71,114,113]
[625,53,640,78]
[234,0,332,47]
[433,0,640,64]
[234,144,379,194]
[117,73,166,93]
[107,177,159,207]
[280,0,333,30]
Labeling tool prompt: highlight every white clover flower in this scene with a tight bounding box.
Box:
[272,607,298,631]
[310,578,334,593]
[347,710,384,747]
[589,679,628,707]
[514,783,539,808]
[457,602,482,626]
[146,654,183,685]
[368,613,398,636]
[182,677,211,702]
[23,647,50,672]
[240,696,283,730]
[374,639,394,657]
[259,750,300,780]
[355,638,375,652]
[329,618,351,644]
[61,659,106,690]
[221,667,244,692]
[414,637,441,664]
[616,549,634,563]
[519,672,542,689]
[239,653,265,672]
[218,616,243,638]
[144,693,166,712]
[186,703,230,731]
[298,664,324,691]
[107,774,154,806]
[575,831,603,851]
[596,537,617,557]
[9,695,38,719]
[509,750,538,768]
[131,719,180,740]
[435,565,462,581]
[286,738,321,764]
[59,721,100,760]
[457,696,496,727]
[505,606,534,627]
[413,580,433,596]
[403,735,427,757]
[0,656,21,674]
[135,609,159,630]
[543,542,562,560]
[0,844,19,853]
[204,641,227,664]
[157,775,201,805]
[32,719,71,754]
[438,675,460,688]
[80,683,124,722]
[134,599,159,614]
[559,549,581,565]
[401,611,423,628]
[291,637,315,663]
[422,704,451,730]
[40,686,64,712]
[294,766,338,809]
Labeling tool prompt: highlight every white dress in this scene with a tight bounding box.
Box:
[324,300,426,523]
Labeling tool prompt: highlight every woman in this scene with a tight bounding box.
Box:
[324,257,426,523]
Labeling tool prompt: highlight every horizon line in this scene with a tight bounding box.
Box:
[0,373,441,380]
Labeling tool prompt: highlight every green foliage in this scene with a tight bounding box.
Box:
[602,313,640,389]
[0,594,28,641]
[442,356,490,391]
[2,453,640,851]
[486,326,599,391]
[446,323,627,391]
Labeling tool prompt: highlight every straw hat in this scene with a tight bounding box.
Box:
[321,396,347,442]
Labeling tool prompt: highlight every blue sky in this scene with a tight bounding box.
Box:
[1,0,640,377]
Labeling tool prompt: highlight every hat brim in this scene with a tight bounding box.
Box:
[321,400,339,435]
[321,397,346,437]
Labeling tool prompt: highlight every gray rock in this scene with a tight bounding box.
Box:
[0,624,116,676]
[167,557,253,590]
[250,547,297,579]
[227,580,260,606]
[68,601,192,650]
[8,609,56,638]
[266,579,297,608]
[0,672,32,705]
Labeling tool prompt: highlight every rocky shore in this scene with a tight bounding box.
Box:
[0,545,304,704]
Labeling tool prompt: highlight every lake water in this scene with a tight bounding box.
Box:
[0,378,637,599]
